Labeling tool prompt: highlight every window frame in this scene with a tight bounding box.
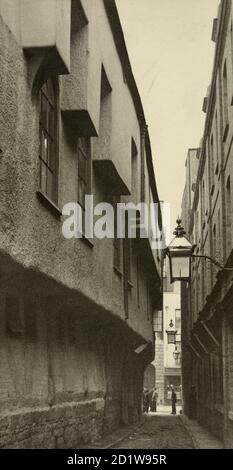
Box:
[222,60,229,141]
[153,310,163,333]
[175,308,181,331]
[77,136,92,235]
[39,77,59,205]
[113,196,122,274]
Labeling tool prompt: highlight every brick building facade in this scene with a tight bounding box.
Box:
[181,0,233,448]
[0,0,162,448]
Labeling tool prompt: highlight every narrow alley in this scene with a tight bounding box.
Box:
[86,407,223,450]
[116,414,194,450]
[1,0,233,462]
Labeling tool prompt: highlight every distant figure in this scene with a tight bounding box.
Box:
[171,389,177,415]
[143,388,150,413]
[151,387,158,412]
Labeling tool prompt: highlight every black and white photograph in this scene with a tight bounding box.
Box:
[0,0,232,463]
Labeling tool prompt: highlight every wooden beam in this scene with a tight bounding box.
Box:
[200,321,219,348]
[188,341,202,360]
[194,333,208,354]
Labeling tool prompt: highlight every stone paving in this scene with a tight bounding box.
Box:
[181,415,223,449]
[86,405,224,449]
[114,414,194,449]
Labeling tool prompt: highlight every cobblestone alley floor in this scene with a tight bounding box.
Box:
[82,406,223,449]
[114,414,194,449]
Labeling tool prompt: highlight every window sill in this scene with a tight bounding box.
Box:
[222,123,229,142]
[36,191,62,218]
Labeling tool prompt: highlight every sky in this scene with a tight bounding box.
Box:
[116,0,219,229]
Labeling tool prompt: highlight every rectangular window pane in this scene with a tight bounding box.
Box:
[78,153,87,181]
[40,94,48,128]
[175,309,181,330]
[153,310,163,332]
[223,62,229,124]
[78,178,86,209]
[48,139,55,173]
[113,197,121,270]
[39,79,58,204]
[47,80,55,106]
[47,168,55,202]
[77,138,91,215]
[79,137,88,155]
[40,161,47,194]
[48,103,55,139]
[114,238,121,269]
[172,256,190,279]
[41,130,48,164]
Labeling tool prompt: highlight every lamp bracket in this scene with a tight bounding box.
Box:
[192,254,233,271]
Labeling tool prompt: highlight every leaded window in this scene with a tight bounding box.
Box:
[39,78,59,203]
[77,137,91,211]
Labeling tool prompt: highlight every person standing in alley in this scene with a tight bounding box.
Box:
[171,388,177,415]
[151,387,158,412]
[143,388,150,413]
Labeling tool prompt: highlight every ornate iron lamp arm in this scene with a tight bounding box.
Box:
[192,254,233,271]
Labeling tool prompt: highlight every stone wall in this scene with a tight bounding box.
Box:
[0,399,104,449]
[0,288,147,448]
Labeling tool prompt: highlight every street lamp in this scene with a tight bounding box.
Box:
[164,218,195,283]
[164,217,233,284]
[166,319,177,344]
